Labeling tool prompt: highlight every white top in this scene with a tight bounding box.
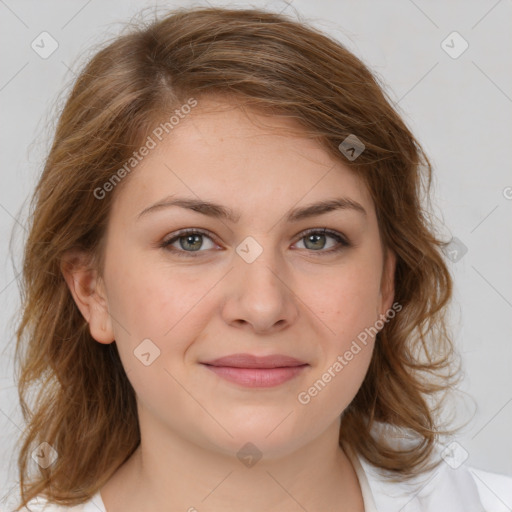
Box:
[16,423,512,511]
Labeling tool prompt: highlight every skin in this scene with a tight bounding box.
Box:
[63,97,396,512]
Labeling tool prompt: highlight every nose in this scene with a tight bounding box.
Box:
[220,243,299,335]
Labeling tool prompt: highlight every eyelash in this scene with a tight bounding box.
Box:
[159,228,350,258]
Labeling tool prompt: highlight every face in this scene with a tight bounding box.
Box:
[66,97,395,459]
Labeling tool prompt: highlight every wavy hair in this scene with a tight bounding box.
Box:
[13,5,462,509]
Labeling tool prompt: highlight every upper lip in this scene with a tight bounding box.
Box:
[201,353,308,369]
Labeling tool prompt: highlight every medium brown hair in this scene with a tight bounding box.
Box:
[14,5,461,509]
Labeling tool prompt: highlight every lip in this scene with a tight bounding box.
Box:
[200,353,309,388]
[202,353,307,368]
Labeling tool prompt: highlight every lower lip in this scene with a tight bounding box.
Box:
[202,364,308,387]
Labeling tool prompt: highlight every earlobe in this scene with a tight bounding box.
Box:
[60,250,115,344]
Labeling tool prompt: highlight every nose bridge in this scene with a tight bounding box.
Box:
[221,233,298,332]
[234,234,284,294]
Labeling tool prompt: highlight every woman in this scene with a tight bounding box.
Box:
[13,6,512,511]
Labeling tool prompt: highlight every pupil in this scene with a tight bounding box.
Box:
[306,234,325,250]
[182,234,202,251]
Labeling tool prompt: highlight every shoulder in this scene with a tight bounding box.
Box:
[359,422,512,512]
[469,467,512,512]
[16,496,95,512]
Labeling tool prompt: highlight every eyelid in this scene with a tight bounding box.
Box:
[297,227,349,246]
[160,227,220,251]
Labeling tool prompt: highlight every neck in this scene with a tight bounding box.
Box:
[100,415,364,512]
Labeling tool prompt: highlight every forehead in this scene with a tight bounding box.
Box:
[111,97,375,221]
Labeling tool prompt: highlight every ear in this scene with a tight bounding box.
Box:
[378,247,396,317]
[60,250,115,344]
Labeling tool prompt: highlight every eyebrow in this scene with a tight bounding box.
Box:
[137,195,367,223]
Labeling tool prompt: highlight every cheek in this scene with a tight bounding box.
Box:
[297,279,378,417]
[105,254,217,357]
[105,263,205,401]
[308,261,382,342]
[105,242,175,329]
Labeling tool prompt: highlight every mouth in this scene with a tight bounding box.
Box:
[200,353,309,388]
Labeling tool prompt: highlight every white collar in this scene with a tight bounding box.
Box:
[342,422,486,512]
[343,441,379,511]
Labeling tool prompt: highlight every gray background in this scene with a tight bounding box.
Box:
[1,0,511,505]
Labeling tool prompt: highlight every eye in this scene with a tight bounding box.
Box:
[160,227,350,258]
[293,228,350,254]
[160,228,219,257]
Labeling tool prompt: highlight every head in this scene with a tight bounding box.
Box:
[15,6,458,508]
